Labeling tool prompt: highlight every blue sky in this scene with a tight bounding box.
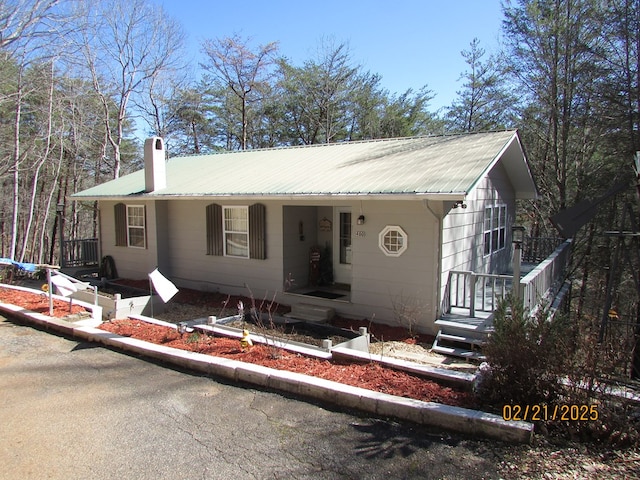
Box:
[159,0,505,111]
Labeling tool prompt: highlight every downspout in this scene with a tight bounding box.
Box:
[423,199,444,320]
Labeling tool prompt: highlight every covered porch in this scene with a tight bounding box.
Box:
[281,205,356,302]
[432,237,573,360]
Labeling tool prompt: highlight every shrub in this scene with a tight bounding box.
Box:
[477,293,574,407]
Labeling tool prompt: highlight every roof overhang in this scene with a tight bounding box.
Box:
[72,192,468,203]
[467,131,538,200]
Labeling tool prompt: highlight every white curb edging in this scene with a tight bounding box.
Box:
[0,297,534,444]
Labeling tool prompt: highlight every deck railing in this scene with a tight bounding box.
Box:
[522,236,563,263]
[520,239,572,314]
[446,271,512,317]
[62,238,99,267]
[444,238,572,319]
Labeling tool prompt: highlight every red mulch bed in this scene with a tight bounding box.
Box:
[0,286,87,318]
[99,318,474,408]
[0,283,472,409]
[111,279,436,344]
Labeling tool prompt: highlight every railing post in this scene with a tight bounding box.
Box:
[513,242,522,300]
[469,272,476,318]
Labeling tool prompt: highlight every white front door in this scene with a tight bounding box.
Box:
[333,207,352,285]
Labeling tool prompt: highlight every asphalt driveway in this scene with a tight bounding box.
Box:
[0,315,504,479]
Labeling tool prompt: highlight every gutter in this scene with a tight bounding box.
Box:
[70,192,469,203]
[423,199,445,321]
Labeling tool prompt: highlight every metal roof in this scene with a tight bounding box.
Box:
[72,130,537,201]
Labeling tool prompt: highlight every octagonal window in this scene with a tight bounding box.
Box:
[379,225,408,257]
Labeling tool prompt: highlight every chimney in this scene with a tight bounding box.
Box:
[144,137,166,192]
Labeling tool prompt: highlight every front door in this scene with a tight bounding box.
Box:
[333,207,352,285]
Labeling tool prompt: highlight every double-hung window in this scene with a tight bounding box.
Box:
[483,204,506,256]
[223,206,249,258]
[112,203,145,248]
[206,203,265,259]
[127,205,146,248]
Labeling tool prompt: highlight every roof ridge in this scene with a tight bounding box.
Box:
[170,129,517,160]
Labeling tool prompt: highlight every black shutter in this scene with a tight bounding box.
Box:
[249,203,266,259]
[114,203,127,246]
[206,203,223,255]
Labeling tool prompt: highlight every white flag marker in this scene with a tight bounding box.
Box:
[148,268,179,303]
[50,274,78,297]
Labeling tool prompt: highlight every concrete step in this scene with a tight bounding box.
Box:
[285,303,335,323]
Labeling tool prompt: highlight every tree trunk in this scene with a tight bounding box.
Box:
[10,77,23,261]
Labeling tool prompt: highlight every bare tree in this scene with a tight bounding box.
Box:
[0,0,61,49]
[77,0,184,178]
[278,39,360,144]
[201,34,278,150]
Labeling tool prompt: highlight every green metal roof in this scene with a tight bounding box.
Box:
[72,130,537,201]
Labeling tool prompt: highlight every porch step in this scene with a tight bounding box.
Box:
[435,318,493,332]
[431,343,485,361]
[284,303,335,323]
[432,325,490,362]
[437,332,486,347]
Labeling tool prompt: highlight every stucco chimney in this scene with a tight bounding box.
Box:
[144,137,166,192]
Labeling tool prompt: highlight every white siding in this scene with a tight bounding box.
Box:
[98,198,441,334]
[99,200,161,279]
[346,200,439,333]
[440,162,516,310]
[165,199,283,298]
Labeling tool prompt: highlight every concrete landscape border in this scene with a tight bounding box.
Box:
[0,284,534,444]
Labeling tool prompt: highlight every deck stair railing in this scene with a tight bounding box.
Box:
[436,238,573,360]
[443,238,573,319]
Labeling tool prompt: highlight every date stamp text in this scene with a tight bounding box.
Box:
[502,404,598,422]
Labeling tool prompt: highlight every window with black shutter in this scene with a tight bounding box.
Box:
[206,203,265,259]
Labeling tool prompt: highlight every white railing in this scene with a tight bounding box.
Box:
[444,239,572,319]
[447,270,512,317]
[520,239,572,314]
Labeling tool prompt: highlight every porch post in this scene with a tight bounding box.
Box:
[513,245,522,300]
[512,226,525,302]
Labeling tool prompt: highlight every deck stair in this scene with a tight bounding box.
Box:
[432,312,493,361]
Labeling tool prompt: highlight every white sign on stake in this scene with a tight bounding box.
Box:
[50,274,78,297]
[148,268,179,303]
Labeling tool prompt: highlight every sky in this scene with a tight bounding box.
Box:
[159,0,505,112]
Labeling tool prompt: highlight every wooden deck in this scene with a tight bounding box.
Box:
[433,240,572,360]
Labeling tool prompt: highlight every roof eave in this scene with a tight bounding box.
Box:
[465,130,538,199]
[70,192,468,202]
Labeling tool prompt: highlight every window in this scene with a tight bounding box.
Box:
[339,211,352,264]
[223,206,249,258]
[206,203,266,259]
[379,225,408,257]
[127,205,146,248]
[484,204,506,256]
[114,203,146,248]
